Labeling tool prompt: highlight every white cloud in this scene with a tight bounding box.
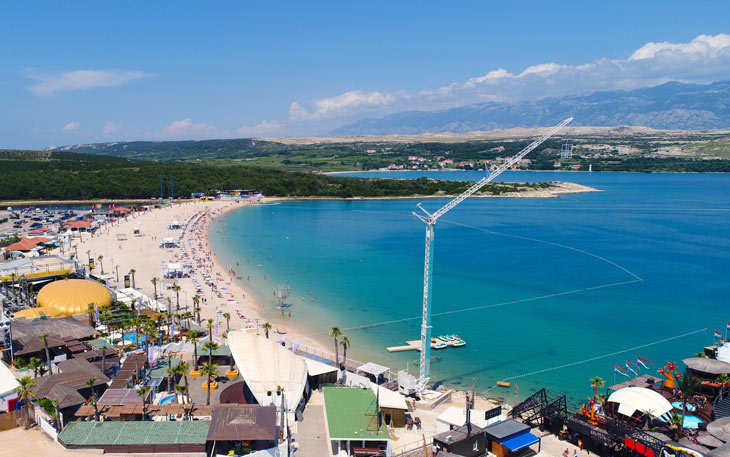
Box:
[288,33,730,122]
[102,121,121,136]
[26,69,152,95]
[161,118,218,138]
[62,121,79,131]
[234,120,285,137]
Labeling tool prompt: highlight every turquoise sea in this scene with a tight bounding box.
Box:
[210,171,730,406]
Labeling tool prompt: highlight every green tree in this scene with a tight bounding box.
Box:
[329,326,342,366]
[137,386,152,420]
[128,268,136,289]
[187,330,203,371]
[263,322,272,339]
[14,376,37,429]
[678,372,701,429]
[150,277,159,299]
[204,341,219,366]
[38,333,52,375]
[28,357,42,378]
[341,336,350,368]
[201,363,219,406]
[85,377,100,421]
[590,376,605,402]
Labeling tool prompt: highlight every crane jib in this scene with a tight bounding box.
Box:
[415,117,573,392]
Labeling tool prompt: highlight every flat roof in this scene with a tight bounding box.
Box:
[149,357,180,379]
[485,419,530,441]
[323,386,389,441]
[357,362,390,377]
[98,388,143,406]
[58,421,210,446]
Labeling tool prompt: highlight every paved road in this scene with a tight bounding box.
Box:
[295,403,331,457]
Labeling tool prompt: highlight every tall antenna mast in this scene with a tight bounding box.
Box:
[412,117,572,392]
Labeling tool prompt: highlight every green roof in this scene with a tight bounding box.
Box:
[149,356,181,378]
[323,386,389,440]
[196,344,231,356]
[87,338,109,350]
[59,421,210,446]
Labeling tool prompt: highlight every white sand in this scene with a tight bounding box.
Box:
[68,200,328,353]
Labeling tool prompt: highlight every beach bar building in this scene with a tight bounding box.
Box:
[323,386,392,456]
[58,420,211,453]
[206,405,278,455]
[483,419,541,457]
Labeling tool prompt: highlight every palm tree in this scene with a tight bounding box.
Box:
[206,318,214,337]
[128,268,136,289]
[183,311,193,330]
[329,327,342,366]
[717,373,730,386]
[642,409,657,431]
[101,343,108,377]
[37,366,48,377]
[166,356,176,393]
[201,363,219,406]
[49,397,61,432]
[204,341,219,366]
[175,385,187,405]
[86,378,100,421]
[192,294,201,320]
[188,329,203,371]
[341,336,351,369]
[14,376,37,429]
[678,371,701,428]
[223,312,231,336]
[177,362,191,404]
[97,255,104,274]
[590,376,605,401]
[173,283,181,312]
[87,303,96,327]
[137,386,151,420]
[263,322,272,339]
[28,357,42,378]
[667,412,683,441]
[150,277,159,299]
[38,333,52,375]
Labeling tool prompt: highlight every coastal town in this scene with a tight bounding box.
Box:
[1,196,730,457]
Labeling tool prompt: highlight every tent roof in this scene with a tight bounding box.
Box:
[206,405,277,441]
[371,385,408,410]
[304,357,338,377]
[683,357,730,375]
[357,362,390,377]
[36,279,113,317]
[607,386,673,418]
[228,331,307,410]
[0,361,19,396]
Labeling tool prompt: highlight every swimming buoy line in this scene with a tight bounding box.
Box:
[304,215,644,336]
[481,327,708,394]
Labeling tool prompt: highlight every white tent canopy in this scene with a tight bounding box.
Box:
[304,358,338,377]
[371,384,408,410]
[229,331,307,411]
[607,387,673,420]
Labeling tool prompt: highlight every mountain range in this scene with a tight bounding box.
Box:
[331,80,730,135]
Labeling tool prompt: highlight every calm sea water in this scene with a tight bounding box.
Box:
[210,171,730,405]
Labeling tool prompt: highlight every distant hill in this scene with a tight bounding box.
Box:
[331,80,730,135]
[47,138,285,161]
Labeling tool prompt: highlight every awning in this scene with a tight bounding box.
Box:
[502,432,540,452]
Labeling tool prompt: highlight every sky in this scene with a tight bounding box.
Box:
[2,1,730,148]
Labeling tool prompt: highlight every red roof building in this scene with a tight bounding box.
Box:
[29,227,51,235]
[64,220,93,230]
[3,237,53,252]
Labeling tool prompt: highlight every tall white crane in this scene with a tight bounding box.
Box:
[412,117,573,391]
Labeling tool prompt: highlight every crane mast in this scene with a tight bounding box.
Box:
[412,117,572,391]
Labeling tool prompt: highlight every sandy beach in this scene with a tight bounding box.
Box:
[72,200,330,355]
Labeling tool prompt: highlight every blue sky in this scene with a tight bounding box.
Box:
[2,1,730,148]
